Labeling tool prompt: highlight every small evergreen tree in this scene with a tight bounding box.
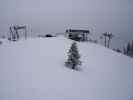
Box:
[123,47,127,55]
[127,42,131,54]
[132,40,133,52]
[65,42,81,70]
[125,41,133,57]
[130,40,133,57]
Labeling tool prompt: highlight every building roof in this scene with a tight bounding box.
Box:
[66,29,90,33]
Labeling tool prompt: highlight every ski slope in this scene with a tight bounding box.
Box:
[0,36,133,100]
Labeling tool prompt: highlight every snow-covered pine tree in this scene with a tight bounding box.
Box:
[65,42,81,70]
[132,40,133,52]
[126,41,133,57]
[123,47,127,55]
[127,42,131,54]
[131,40,133,57]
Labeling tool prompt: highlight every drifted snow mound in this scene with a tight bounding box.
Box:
[0,37,133,100]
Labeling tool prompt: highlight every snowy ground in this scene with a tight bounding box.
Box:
[0,36,133,100]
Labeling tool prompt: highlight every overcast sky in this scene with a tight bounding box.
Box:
[0,0,133,48]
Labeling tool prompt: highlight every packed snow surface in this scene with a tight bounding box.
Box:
[0,37,133,100]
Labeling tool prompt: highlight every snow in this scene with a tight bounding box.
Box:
[0,36,133,100]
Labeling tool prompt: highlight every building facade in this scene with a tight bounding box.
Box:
[65,29,90,41]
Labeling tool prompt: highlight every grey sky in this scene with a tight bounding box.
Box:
[0,0,133,48]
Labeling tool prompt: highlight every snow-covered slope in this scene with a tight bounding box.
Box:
[0,37,133,100]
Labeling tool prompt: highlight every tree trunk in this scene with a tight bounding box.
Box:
[72,64,75,69]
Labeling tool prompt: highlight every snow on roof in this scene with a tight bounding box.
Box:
[66,29,90,33]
